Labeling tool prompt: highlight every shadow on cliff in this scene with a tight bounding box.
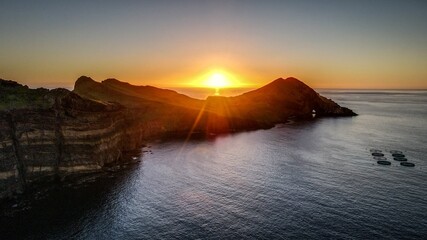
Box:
[0,161,142,239]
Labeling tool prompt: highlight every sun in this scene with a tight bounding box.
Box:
[205,72,230,89]
[189,69,247,93]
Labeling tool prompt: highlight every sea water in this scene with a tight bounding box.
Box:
[1,90,427,239]
[170,87,255,99]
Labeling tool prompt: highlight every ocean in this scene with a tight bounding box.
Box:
[170,87,255,100]
[1,89,427,239]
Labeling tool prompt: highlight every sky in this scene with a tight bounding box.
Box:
[1,0,427,89]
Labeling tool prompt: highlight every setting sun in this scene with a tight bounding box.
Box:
[205,73,230,88]
[189,69,248,90]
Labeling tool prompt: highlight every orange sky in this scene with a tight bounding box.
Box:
[1,1,427,89]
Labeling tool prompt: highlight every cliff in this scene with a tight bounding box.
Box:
[0,76,356,198]
[0,79,144,197]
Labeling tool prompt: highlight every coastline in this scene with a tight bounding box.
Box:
[0,76,356,202]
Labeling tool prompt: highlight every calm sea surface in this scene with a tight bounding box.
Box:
[1,90,427,239]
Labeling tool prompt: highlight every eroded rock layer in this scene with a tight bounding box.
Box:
[0,81,143,197]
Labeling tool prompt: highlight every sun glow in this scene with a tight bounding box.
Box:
[187,69,251,96]
[205,73,230,88]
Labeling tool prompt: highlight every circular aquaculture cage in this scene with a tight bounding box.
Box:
[372,152,385,157]
[377,160,391,165]
[400,162,415,167]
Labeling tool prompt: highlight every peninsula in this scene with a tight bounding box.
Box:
[0,76,356,198]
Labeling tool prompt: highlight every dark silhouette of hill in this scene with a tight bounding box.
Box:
[73,76,356,132]
[74,76,203,109]
[228,77,355,122]
[73,76,261,134]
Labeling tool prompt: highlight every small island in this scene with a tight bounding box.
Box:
[0,76,356,199]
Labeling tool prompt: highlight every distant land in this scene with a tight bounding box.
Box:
[0,76,356,199]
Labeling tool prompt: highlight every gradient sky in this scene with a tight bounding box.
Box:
[1,0,427,89]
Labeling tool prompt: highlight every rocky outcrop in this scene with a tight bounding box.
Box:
[0,79,144,197]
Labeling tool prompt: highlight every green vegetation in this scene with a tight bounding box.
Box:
[0,79,68,110]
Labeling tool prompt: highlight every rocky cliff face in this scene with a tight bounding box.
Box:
[0,79,144,197]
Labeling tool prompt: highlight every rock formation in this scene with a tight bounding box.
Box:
[0,79,143,197]
[0,76,356,198]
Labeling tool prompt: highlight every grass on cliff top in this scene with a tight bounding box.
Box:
[0,85,55,110]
